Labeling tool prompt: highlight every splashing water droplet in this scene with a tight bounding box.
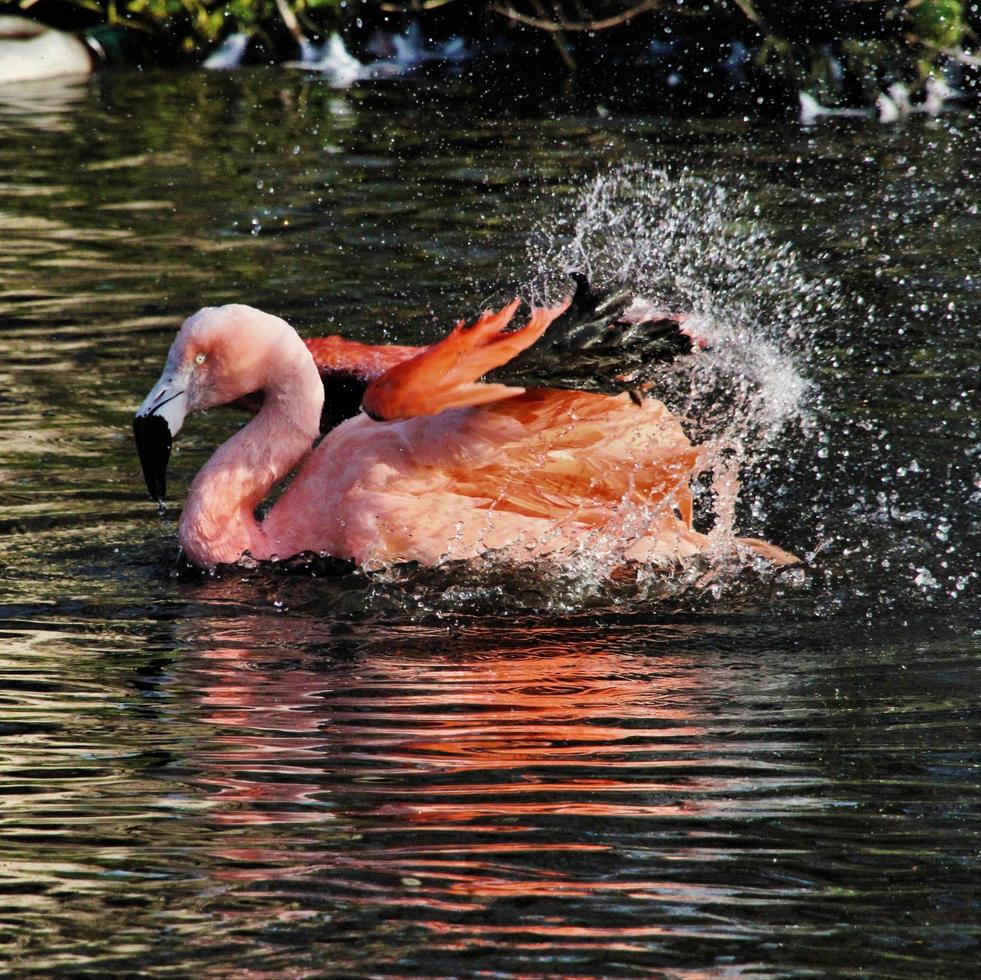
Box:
[511,166,829,597]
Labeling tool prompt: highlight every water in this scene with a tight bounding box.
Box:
[1,69,979,975]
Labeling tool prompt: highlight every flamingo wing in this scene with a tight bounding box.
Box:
[304,335,422,381]
[237,277,696,428]
[448,388,700,527]
[361,298,571,422]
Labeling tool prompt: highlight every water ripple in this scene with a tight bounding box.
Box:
[0,69,978,976]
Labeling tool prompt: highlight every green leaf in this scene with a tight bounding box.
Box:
[906,0,965,49]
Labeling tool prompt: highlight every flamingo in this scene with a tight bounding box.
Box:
[133,287,797,571]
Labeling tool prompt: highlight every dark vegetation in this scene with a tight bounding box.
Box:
[4,1,979,112]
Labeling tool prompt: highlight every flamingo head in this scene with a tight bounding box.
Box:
[133,304,313,501]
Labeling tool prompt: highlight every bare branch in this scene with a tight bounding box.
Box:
[730,0,762,25]
[379,0,459,12]
[532,0,576,67]
[274,0,304,43]
[490,0,664,33]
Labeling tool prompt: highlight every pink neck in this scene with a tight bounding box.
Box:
[178,358,323,568]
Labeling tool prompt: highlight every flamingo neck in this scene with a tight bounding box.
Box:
[178,355,324,568]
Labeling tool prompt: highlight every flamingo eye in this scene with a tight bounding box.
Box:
[194,353,207,365]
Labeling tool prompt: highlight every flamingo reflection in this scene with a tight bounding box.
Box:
[166,602,820,943]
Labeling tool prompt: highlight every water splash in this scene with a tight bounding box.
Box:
[516,165,981,618]
[502,166,827,599]
[278,165,833,613]
[524,165,820,446]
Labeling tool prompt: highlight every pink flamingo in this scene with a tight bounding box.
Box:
[134,296,797,571]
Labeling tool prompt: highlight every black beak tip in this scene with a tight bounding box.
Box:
[133,413,173,503]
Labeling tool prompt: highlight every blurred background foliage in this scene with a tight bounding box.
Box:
[2,0,977,100]
[8,0,974,47]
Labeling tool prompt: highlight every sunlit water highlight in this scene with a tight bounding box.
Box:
[0,70,978,976]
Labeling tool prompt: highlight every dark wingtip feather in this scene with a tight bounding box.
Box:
[494,273,696,394]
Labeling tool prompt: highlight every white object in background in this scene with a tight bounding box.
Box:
[876,91,900,123]
[0,15,93,85]
[887,82,913,116]
[799,91,869,125]
[923,76,955,116]
[290,33,366,87]
[436,36,469,64]
[391,23,429,69]
[203,33,249,70]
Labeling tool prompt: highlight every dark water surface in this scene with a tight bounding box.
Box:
[1,70,979,976]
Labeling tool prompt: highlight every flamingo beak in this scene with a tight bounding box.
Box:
[134,375,188,502]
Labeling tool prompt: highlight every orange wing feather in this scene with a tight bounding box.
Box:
[361,298,571,422]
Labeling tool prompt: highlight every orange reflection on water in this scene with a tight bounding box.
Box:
[179,619,717,826]
[162,610,813,954]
